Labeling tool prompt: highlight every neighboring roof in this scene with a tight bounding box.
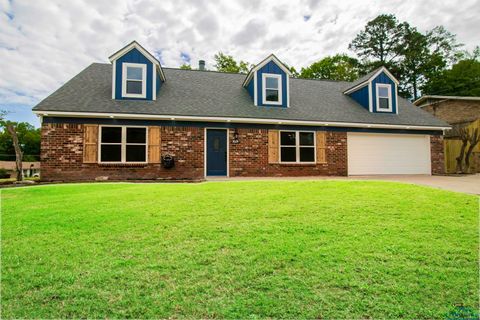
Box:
[0,161,40,170]
[414,95,480,107]
[343,66,399,94]
[33,63,449,129]
[109,40,166,82]
[242,54,292,87]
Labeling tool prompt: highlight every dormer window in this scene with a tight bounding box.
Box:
[376,83,392,112]
[122,63,147,98]
[262,73,282,105]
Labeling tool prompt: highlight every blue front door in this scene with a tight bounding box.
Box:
[206,129,227,176]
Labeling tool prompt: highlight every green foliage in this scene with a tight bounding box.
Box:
[0,168,9,178]
[214,52,251,73]
[349,14,407,64]
[349,14,462,99]
[422,58,480,96]
[0,122,40,161]
[300,54,362,81]
[179,64,192,70]
[2,182,478,318]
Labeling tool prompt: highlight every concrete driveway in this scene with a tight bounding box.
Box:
[210,174,480,195]
[351,174,479,195]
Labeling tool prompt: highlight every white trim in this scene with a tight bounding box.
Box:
[375,83,393,112]
[253,72,258,106]
[287,75,290,108]
[371,67,399,85]
[395,84,399,114]
[121,63,147,99]
[413,95,480,107]
[109,40,166,82]
[368,82,373,112]
[111,60,116,99]
[98,125,148,164]
[204,128,229,177]
[34,111,451,131]
[153,66,157,101]
[279,130,316,164]
[262,73,283,105]
[344,82,369,95]
[242,54,292,87]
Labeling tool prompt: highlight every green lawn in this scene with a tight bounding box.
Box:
[1,181,478,318]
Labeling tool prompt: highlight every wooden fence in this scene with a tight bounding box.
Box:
[444,119,480,173]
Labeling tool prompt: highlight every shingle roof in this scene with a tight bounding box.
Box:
[33,63,448,128]
[343,66,383,92]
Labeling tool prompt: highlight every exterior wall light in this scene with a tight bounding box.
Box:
[232,128,240,144]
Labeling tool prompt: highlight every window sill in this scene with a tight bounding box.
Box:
[276,162,319,166]
[98,162,148,167]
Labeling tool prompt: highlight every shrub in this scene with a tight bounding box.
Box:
[0,168,10,179]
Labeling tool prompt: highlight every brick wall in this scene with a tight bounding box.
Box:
[41,123,204,181]
[422,100,480,124]
[41,122,443,180]
[430,135,445,175]
[229,129,348,176]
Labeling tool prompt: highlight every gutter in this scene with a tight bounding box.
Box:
[33,110,450,131]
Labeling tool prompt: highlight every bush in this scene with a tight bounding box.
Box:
[0,168,10,179]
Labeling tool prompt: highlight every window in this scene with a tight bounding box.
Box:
[100,126,147,163]
[376,83,392,111]
[280,131,315,163]
[262,73,282,105]
[122,63,147,98]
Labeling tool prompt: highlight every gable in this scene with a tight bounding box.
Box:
[371,71,397,113]
[110,41,165,101]
[244,55,290,107]
[114,48,155,100]
[345,67,398,114]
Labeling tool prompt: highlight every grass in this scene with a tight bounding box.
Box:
[1,181,478,318]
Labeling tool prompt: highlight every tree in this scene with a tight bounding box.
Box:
[464,128,480,172]
[0,112,27,181]
[398,27,431,100]
[349,14,462,99]
[349,14,407,65]
[0,122,41,161]
[422,54,480,96]
[179,64,192,70]
[214,52,251,73]
[300,54,362,81]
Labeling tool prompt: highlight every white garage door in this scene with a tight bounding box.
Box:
[347,133,431,175]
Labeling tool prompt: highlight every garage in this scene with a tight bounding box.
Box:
[347,133,431,175]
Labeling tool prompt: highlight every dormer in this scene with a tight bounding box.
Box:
[343,66,399,114]
[109,41,166,101]
[243,54,291,108]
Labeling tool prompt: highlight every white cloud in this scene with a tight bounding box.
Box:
[0,0,478,124]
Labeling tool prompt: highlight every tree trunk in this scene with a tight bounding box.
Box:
[464,129,479,173]
[6,124,23,181]
[455,142,467,173]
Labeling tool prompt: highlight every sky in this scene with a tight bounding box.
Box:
[0,0,479,127]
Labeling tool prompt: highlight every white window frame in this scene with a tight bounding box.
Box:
[262,73,283,105]
[376,83,392,112]
[122,63,147,98]
[279,130,316,164]
[99,125,148,164]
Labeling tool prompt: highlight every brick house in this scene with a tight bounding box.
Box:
[33,41,449,181]
[414,95,480,173]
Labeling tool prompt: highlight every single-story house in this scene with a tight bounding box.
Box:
[33,41,449,181]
